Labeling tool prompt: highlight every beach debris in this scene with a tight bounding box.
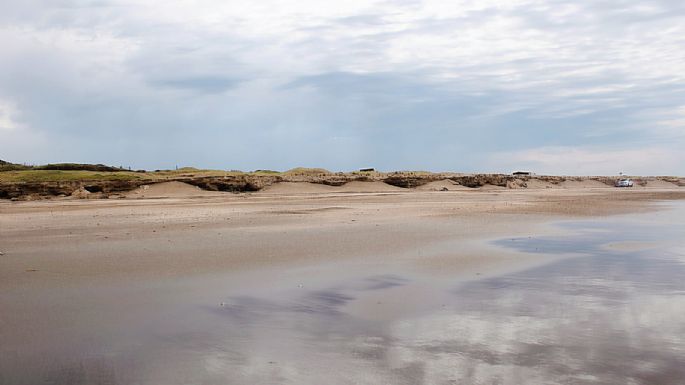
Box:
[220,302,226,307]
[298,284,304,288]
[0,251,4,255]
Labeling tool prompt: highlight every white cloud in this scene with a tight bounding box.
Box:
[0,0,684,172]
[0,100,20,132]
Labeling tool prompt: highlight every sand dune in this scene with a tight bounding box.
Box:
[643,180,680,188]
[258,181,406,194]
[560,180,610,188]
[125,181,219,198]
[416,179,469,191]
[523,180,559,189]
[337,181,407,192]
[479,183,507,190]
[258,182,338,194]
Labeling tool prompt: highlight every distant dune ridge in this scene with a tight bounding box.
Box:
[0,161,683,200]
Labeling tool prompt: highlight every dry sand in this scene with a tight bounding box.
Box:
[257,181,339,194]
[523,179,559,189]
[643,179,679,188]
[335,180,406,192]
[559,179,609,188]
[124,181,220,198]
[416,179,469,191]
[478,183,507,190]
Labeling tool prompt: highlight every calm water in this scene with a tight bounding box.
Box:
[2,203,685,384]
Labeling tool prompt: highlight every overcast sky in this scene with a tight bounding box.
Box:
[1,0,684,174]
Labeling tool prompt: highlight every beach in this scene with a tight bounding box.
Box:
[2,184,683,288]
[1,183,685,384]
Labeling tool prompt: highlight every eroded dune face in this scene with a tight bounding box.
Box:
[259,181,406,194]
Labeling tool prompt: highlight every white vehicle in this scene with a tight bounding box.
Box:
[615,179,634,187]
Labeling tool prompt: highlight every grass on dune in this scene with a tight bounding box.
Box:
[0,169,249,183]
[250,169,282,175]
[283,167,331,175]
[0,170,144,183]
[150,169,245,178]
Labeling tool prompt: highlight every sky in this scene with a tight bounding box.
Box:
[1,0,684,175]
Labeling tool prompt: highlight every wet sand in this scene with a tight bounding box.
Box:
[1,187,684,384]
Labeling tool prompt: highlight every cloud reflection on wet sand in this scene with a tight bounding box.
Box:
[4,206,685,385]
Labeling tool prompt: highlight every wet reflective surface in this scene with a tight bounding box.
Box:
[2,203,685,384]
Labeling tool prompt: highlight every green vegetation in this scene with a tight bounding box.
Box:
[0,161,337,180]
[251,169,281,175]
[0,160,134,172]
[0,160,31,172]
[0,167,285,183]
[284,167,331,175]
[149,168,243,178]
[394,170,433,175]
[0,160,252,182]
[35,163,129,172]
[0,170,143,183]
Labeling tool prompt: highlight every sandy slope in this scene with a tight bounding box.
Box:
[257,181,407,194]
[643,180,679,188]
[559,179,610,188]
[336,180,407,192]
[523,180,558,189]
[415,179,469,191]
[478,183,507,190]
[124,181,220,198]
[257,182,339,194]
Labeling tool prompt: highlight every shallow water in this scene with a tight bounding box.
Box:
[2,203,685,384]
